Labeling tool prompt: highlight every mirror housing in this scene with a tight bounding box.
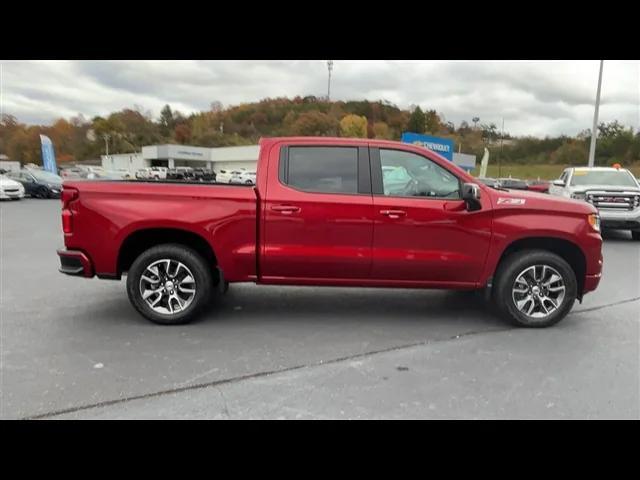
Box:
[461,182,482,211]
[552,179,565,187]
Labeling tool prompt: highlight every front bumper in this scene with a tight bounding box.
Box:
[0,190,25,199]
[583,273,602,294]
[598,207,640,230]
[57,248,94,277]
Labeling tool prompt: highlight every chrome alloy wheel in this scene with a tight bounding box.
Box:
[139,259,196,315]
[512,265,566,319]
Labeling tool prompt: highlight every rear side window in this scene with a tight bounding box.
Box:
[284,146,358,194]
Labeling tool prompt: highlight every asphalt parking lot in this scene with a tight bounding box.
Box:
[1,198,638,419]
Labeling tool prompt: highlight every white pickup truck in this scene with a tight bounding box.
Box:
[549,166,640,240]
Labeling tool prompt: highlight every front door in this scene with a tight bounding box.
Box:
[370,147,492,286]
[261,144,374,281]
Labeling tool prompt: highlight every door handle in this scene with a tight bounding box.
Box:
[380,209,406,219]
[272,205,301,214]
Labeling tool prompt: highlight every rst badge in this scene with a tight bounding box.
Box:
[497,198,526,205]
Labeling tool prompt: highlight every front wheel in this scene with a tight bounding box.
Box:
[631,230,640,241]
[126,244,213,325]
[493,250,577,328]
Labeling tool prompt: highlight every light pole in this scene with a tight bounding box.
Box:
[103,134,110,156]
[327,60,334,101]
[588,60,604,167]
[498,118,504,178]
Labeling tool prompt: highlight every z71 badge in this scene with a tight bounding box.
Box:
[497,198,526,205]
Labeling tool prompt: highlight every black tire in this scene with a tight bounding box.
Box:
[493,249,577,328]
[631,230,640,241]
[126,243,213,325]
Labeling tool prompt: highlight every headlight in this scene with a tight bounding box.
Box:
[571,192,586,200]
[588,213,601,232]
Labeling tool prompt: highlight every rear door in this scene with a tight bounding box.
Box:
[261,143,374,280]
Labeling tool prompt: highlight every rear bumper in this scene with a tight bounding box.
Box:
[57,248,94,277]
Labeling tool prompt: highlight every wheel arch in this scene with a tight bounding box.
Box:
[117,228,219,281]
[494,236,587,298]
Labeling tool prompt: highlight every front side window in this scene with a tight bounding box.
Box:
[379,149,460,198]
[285,147,358,194]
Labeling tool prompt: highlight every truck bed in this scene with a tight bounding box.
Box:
[63,180,258,280]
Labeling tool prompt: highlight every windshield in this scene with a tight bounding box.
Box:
[30,170,62,183]
[570,170,638,187]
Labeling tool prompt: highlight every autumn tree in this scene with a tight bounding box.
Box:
[290,112,338,136]
[424,109,441,134]
[159,105,176,137]
[339,114,368,138]
[407,106,426,133]
[373,121,391,139]
[550,141,588,165]
[174,124,192,144]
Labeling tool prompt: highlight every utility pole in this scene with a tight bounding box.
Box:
[588,60,604,167]
[327,60,334,101]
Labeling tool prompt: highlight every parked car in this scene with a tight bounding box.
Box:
[527,179,551,193]
[549,166,640,240]
[113,169,133,180]
[497,177,529,190]
[0,174,25,200]
[216,169,244,184]
[77,166,107,179]
[231,170,256,185]
[60,167,87,180]
[135,168,153,180]
[57,137,603,328]
[7,169,62,198]
[192,168,216,182]
[97,170,132,180]
[167,167,195,180]
[476,177,501,188]
[150,167,168,180]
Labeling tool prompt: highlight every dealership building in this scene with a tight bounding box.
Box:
[101,144,259,174]
[102,135,476,175]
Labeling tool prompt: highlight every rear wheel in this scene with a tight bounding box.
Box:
[631,230,640,241]
[493,250,577,328]
[126,243,213,325]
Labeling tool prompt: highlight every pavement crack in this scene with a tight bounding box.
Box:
[22,295,638,420]
[571,296,640,315]
[22,326,511,419]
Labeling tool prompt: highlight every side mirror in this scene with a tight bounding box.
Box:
[552,179,565,187]
[461,182,482,211]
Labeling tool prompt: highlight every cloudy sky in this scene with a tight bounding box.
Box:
[1,60,638,137]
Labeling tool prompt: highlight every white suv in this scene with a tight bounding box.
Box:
[549,166,640,240]
[150,167,168,180]
[135,168,153,180]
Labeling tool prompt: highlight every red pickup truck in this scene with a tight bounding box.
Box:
[57,137,603,327]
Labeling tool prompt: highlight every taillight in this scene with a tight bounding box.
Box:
[62,209,73,233]
[61,187,78,234]
[61,187,78,208]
